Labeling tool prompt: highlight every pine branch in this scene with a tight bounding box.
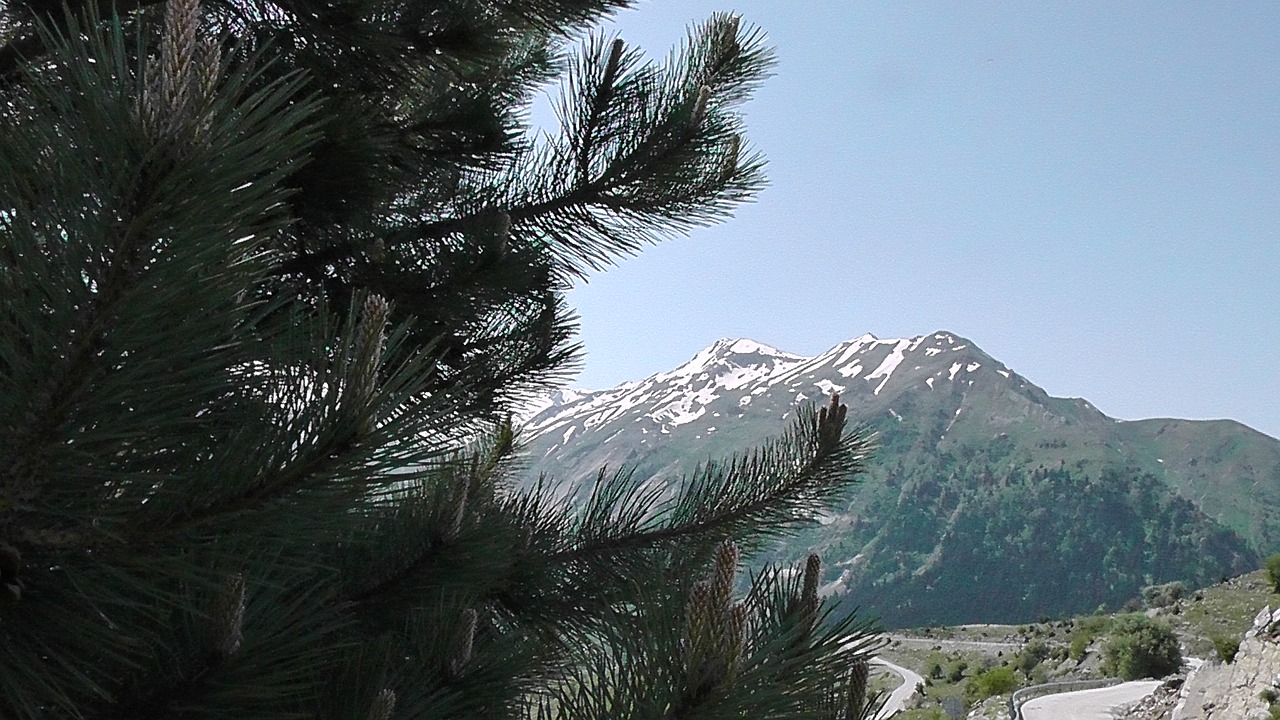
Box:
[552,396,872,566]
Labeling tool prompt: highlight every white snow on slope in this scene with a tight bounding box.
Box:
[864,338,913,395]
[521,331,1005,444]
[815,379,846,396]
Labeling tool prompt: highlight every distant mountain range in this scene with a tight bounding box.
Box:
[517,331,1280,628]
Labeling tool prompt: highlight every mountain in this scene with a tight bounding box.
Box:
[517,331,1280,628]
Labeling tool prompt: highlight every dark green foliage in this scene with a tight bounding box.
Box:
[1266,554,1280,593]
[1070,609,1111,661]
[1016,639,1051,676]
[1102,615,1183,680]
[0,1,884,718]
[964,666,1016,702]
[819,456,1257,627]
[1211,634,1241,664]
[1143,581,1186,609]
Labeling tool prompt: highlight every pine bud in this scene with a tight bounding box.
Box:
[444,480,467,542]
[691,86,712,126]
[214,572,245,657]
[0,543,21,604]
[720,135,741,182]
[603,38,625,87]
[493,211,511,255]
[802,553,821,613]
[722,601,747,673]
[715,15,741,65]
[140,0,220,145]
[353,294,388,437]
[449,608,477,677]
[685,580,714,644]
[710,539,738,611]
[817,394,847,451]
[722,15,741,49]
[845,659,870,717]
[366,689,396,720]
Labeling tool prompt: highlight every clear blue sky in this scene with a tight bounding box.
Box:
[552,1,1280,440]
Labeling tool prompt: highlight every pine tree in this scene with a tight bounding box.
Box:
[0,0,885,717]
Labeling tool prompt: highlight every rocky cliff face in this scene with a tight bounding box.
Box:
[1170,605,1280,719]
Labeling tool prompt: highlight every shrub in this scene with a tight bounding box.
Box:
[1102,615,1183,680]
[1142,581,1186,608]
[1267,555,1280,593]
[947,660,968,683]
[1017,639,1051,676]
[1212,635,1241,664]
[964,666,1017,702]
[1069,615,1112,661]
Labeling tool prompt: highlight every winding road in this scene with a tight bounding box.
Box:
[870,657,924,719]
[1020,680,1162,719]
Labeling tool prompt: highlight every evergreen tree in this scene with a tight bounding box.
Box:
[0,0,883,717]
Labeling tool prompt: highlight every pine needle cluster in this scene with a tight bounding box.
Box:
[0,0,885,717]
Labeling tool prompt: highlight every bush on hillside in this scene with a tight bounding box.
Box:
[1267,554,1280,593]
[1102,615,1183,680]
[1212,635,1240,664]
[1016,638,1051,676]
[1142,581,1186,608]
[964,665,1017,702]
[1069,615,1112,661]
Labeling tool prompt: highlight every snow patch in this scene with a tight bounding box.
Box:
[948,362,962,381]
[864,338,912,395]
[965,362,980,372]
[997,370,1010,378]
[739,396,752,406]
[561,426,576,444]
[838,362,864,379]
[924,347,942,356]
[926,377,934,389]
[815,379,846,396]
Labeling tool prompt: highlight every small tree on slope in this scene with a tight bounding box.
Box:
[0,0,882,717]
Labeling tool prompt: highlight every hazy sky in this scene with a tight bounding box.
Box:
[550,1,1280,440]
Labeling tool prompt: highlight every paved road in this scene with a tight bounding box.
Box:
[871,656,924,719]
[1021,680,1162,720]
[887,635,1023,652]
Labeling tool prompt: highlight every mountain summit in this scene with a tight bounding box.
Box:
[520,331,1279,627]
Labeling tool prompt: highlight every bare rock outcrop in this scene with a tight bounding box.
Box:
[1170,606,1280,720]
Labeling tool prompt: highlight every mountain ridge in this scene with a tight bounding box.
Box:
[517,330,1279,627]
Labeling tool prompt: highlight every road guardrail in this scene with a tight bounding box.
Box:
[1008,677,1123,719]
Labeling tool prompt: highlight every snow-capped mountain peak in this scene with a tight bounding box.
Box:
[520,331,1020,467]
